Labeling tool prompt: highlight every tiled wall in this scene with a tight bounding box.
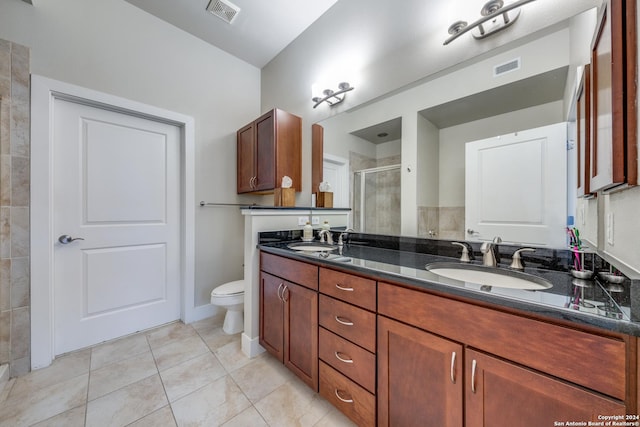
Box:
[418,206,465,240]
[0,39,31,377]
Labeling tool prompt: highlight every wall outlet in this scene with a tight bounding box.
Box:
[311,216,320,225]
[606,213,614,245]
[297,216,308,226]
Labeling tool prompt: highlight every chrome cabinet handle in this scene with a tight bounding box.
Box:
[276,283,284,301]
[335,283,354,292]
[282,285,289,302]
[467,228,479,235]
[334,389,353,404]
[58,235,85,244]
[335,351,354,364]
[471,359,477,393]
[450,351,457,383]
[334,316,354,326]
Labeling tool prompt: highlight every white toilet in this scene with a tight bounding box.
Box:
[210,280,245,335]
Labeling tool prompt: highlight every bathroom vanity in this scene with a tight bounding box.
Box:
[258,231,639,426]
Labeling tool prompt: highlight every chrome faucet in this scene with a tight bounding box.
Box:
[480,236,502,267]
[452,241,474,262]
[509,247,536,270]
[318,229,334,245]
[338,228,354,246]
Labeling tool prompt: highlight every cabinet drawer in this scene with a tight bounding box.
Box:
[378,282,627,401]
[319,361,375,427]
[319,327,376,393]
[319,268,376,310]
[261,252,318,290]
[319,295,376,352]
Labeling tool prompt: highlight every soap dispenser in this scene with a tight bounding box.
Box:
[303,221,313,241]
[322,221,331,231]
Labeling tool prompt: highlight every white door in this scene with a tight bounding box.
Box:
[322,154,349,208]
[465,123,567,247]
[53,98,181,355]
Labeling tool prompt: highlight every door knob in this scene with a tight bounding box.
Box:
[58,235,85,244]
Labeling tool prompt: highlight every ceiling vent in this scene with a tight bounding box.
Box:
[206,0,241,24]
[494,57,521,77]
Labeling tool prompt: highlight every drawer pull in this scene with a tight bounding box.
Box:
[334,316,354,326]
[335,283,354,292]
[334,351,354,364]
[471,359,477,394]
[334,389,354,404]
[450,351,456,384]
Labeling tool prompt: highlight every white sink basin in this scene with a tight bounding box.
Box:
[287,242,337,252]
[425,262,553,291]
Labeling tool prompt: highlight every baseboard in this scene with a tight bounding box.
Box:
[183,303,218,324]
[241,333,265,358]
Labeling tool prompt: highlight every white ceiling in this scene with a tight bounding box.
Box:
[124,0,338,68]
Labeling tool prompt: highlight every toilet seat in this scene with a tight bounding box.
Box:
[211,280,244,297]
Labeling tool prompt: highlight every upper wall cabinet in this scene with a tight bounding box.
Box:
[237,108,302,194]
[589,0,637,192]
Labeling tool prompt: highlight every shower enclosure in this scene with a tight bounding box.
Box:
[353,164,401,235]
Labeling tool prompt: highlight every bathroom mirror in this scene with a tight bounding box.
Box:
[315,7,597,245]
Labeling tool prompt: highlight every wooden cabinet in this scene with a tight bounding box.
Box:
[577,64,592,197]
[259,253,318,390]
[589,0,637,192]
[259,251,636,425]
[237,108,302,194]
[378,281,631,426]
[378,316,463,427]
[465,349,626,427]
[318,267,377,426]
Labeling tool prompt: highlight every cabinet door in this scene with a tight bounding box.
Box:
[254,110,276,191]
[577,64,592,197]
[590,0,637,191]
[465,349,626,427]
[283,281,318,390]
[237,122,256,193]
[259,272,284,361]
[378,316,463,427]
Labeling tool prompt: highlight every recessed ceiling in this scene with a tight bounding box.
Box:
[124,0,338,68]
[350,66,569,143]
[351,118,403,145]
[419,66,569,128]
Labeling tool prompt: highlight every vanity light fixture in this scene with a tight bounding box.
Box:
[312,82,354,108]
[443,0,536,45]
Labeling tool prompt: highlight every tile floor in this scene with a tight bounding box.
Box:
[0,313,356,426]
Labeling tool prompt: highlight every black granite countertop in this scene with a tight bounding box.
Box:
[259,230,640,337]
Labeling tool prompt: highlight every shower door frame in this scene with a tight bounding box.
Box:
[354,164,401,234]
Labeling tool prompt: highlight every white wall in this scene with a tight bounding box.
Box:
[417,115,439,208]
[0,0,261,307]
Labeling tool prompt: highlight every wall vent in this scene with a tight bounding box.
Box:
[206,0,241,24]
[494,58,521,77]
